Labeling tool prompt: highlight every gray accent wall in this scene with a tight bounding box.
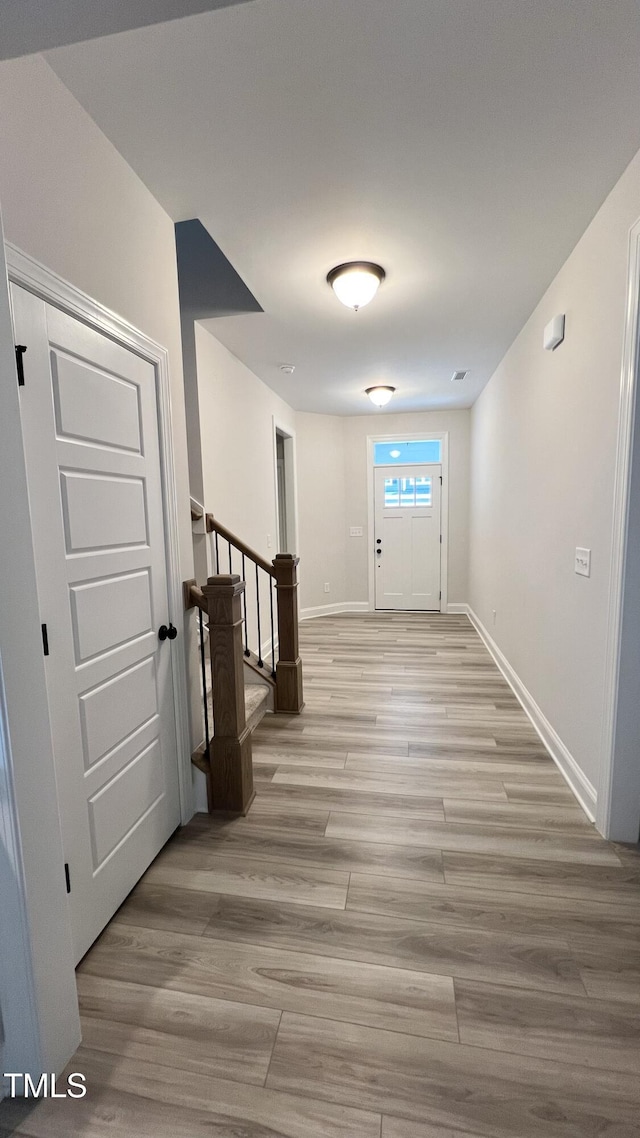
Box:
[2,0,255,60]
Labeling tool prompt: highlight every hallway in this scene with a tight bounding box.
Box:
[3,613,640,1137]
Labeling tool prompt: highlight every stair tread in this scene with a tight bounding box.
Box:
[245,685,269,719]
[204,682,269,735]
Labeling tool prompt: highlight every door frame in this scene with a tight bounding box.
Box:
[7,244,192,828]
[0,225,82,1090]
[1,238,192,1086]
[366,432,450,613]
[7,243,192,827]
[597,215,640,842]
[272,415,299,555]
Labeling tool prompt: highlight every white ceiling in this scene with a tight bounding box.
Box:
[46,0,640,415]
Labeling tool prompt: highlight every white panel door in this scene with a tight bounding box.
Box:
[12,284,181,964]
[374,464,442,610]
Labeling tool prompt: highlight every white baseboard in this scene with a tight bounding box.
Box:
[446,602,470,614]
[300,601,369,621]
[192,767,208,813]
[465,606,597,821]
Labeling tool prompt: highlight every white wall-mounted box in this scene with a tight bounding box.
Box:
[544,313,565,351]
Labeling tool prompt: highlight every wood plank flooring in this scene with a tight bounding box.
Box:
[2,612,639,1138]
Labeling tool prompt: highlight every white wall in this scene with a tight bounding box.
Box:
[196,323,296,556]
[0,56,198,741]
[469,145,640,813]
[194,323,296,779]
[296,411,471,615]
[0,55,196,1075]
[198,378,471,616]
[194,348,471,617]
[296,410,470,616]
[296,413,348,615]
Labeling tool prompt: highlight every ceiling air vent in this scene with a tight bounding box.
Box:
[451,370,468,382]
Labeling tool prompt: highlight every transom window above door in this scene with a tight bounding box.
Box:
[374,439,442,465]
[384,476,432,508]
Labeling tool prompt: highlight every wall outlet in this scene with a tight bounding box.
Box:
[324,582,330,593]
[350,526,364,537]
[266,533,272,548]
[575,548,591,577]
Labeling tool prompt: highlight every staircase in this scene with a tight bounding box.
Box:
[185,514,304,815]
[206,648,274,728]
[190,669,270,782]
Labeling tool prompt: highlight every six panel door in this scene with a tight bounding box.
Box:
[13,284,181,964]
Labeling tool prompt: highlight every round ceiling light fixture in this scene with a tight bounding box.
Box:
[366,385,395,408]
[327,261,385,311]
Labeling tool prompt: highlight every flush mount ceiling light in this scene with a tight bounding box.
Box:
[366,385,395,408]
[390,449,401,458]
[327,261,385,311]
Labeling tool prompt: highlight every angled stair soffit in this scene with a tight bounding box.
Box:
[7,1,255,61]
[175,218,263,321]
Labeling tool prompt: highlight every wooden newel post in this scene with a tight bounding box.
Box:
[202,574,255,814]
[272,554,304,714]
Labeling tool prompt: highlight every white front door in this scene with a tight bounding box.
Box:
[12,284,181,964]
[374,464,442,611]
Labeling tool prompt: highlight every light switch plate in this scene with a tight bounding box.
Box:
[350,526,363,537]
[575,548,591,577]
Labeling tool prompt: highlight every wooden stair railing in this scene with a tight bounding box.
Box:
[185,574,254,814]
[184,516,303,815]
[205,514,304,715]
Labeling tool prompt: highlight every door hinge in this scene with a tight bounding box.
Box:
[440,475,443,485]
[41,623,49,656]
[64,863,71,894]
[440,534,442,543]
[15,344,27,386]
[439,591,442,600]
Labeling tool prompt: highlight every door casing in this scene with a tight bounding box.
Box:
[597,215,640,841]
[374,463,442,611]
[272,416,299,556]
[13,285,185,963]
[7,243,192,825]
[1,241,192,1079]
[366,431,450,613]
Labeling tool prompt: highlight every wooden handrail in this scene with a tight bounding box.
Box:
[183,580,208,615]
[206,513,274,576]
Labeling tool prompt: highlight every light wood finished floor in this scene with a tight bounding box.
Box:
[2,613,640,1138]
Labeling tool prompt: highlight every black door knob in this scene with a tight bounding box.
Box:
[159,623,178,641]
